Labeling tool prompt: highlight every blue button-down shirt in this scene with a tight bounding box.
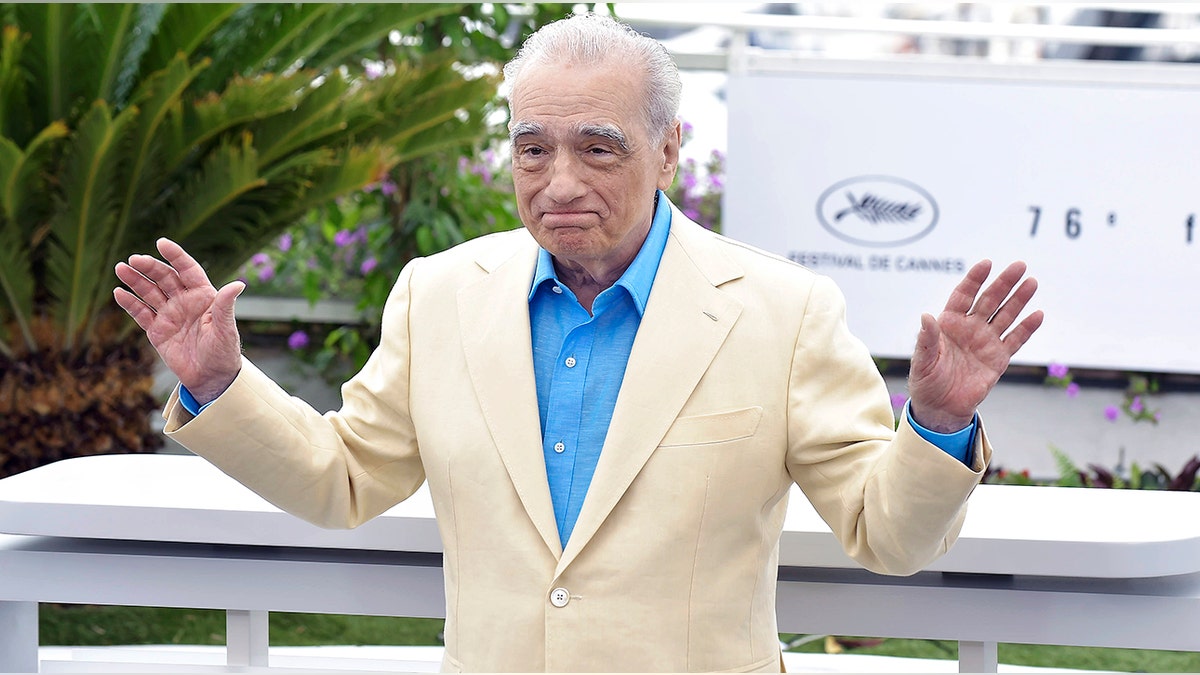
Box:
[528,192,672,547]
[527,191,973,547]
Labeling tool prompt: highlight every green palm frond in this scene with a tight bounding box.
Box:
[0,1,501,355]
[15,3,74,125]
[138,3,239,83]
[294,4,463,69]
[44,101,137,349]
[0,24,29,142]
[77,3,138,106]
[165,130,267,244]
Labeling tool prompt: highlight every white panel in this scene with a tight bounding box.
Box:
[725,59,1200,372]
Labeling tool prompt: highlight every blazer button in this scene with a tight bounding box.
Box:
[549,587,570,608]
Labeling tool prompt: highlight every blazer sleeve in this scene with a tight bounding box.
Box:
[784,274,991,575]
[162,259,427,529]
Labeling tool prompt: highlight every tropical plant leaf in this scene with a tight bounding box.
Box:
[166,71,307,169]
[87,53,208,328]
[0,24,30,143]
[3,120,69,231]
[137,3,239,84]
[14,3,77,125]
[77,3,138,106]
[251,72,354,166]
[0,136,33,352]
[44,100,137,350]
[162,130,266,244]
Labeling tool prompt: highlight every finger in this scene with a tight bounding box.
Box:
[943,259,992,315]
[115,261,169,311]
[157,237,215,291]
[113,287,157,334]
[1002,309,1045,356]
[910,312,941,377]
[987,276,1038,334]
[125,253,187,297]
[968,261,1028,322]
[212,280,246,324]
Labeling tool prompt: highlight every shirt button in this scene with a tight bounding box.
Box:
[553,441,565,454]
[551,286,563,294]
[549,587,570,608]
[565,356,577,368]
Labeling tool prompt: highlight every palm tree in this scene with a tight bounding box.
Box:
[0,3,503,477]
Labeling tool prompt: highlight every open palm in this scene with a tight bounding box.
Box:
[908,260,1044,433]
[114,238,245,404]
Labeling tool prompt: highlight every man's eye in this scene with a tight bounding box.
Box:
[587,146,613,156]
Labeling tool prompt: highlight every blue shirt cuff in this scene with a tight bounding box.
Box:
[178,384,216,416]
[906,402,976,466]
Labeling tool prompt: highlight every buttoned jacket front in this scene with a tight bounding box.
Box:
[165,206,988,673]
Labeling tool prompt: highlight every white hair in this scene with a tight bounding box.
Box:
[503,12,682,143]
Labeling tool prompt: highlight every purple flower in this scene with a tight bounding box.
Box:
[364,61,385,80]
[360,257,378,275]
[1047,362,1069,379]
[334,229,354,248]
[250,253,270,266]
[381,179,398,197]
[682,120,694,136]
[256,265,275,283]
[287,330,309,351]
[708,174,724,190]
[890,393,908,411]
[1066,382,1081,398]
[1104,405,1120,422]
[278,233,292,252]
[682,172,698,190]
[1130,396,1144,414]
[684,208,700,221]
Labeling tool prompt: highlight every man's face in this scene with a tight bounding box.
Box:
[509,61,680,275]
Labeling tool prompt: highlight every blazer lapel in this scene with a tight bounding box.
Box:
[458,233,563,559]
[556,215,744,574]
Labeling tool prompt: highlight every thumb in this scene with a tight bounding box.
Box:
[911,313,940,376]
[212,280,246,324]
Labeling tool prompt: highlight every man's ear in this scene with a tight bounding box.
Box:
[656,119,683,191]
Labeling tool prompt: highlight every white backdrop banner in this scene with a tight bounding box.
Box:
[724,59,1200,373]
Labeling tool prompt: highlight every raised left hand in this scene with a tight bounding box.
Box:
[908,260,1044,433]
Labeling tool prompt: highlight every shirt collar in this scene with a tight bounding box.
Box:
[528,190,672,316]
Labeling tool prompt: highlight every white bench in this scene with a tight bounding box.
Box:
[2,454,1200,673]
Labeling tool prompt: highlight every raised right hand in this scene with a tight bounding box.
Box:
[114,237,245,405]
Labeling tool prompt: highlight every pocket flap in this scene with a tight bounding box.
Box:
[659,406,763,447]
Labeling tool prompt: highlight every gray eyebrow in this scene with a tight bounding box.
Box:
[509,121,544,142]
[577,124,629,152]
[508,121,630,153]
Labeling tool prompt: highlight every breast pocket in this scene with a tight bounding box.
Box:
[658,406,763,447]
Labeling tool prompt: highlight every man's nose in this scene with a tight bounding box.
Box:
[543,153,587,203]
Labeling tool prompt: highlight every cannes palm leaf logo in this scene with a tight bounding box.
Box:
[834,191,923,225]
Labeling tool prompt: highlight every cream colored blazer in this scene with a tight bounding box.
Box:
[165,207,989,673]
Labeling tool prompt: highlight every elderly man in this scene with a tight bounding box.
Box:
[114,12,1042,673]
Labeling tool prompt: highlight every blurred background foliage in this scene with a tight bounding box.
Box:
[0,2,575,476]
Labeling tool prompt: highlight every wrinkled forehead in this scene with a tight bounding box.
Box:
[507,58,651,137]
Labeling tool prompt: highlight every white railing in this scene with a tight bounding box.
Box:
[3,454,1200,673]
